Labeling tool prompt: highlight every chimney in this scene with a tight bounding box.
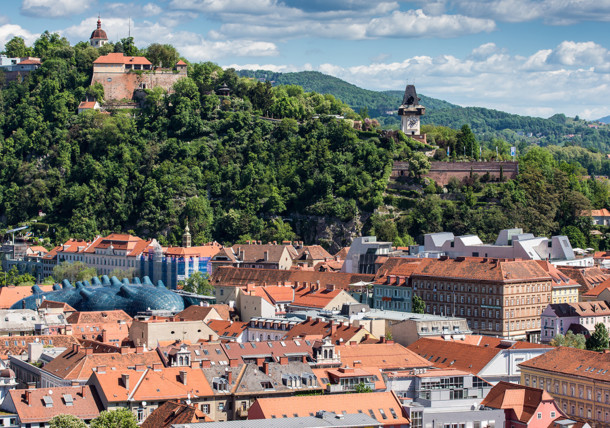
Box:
[101,329,108,343]
[191,361,200,369]
[225,368,232,384]
[136,345,144,354]
[279,356,288,365]
[135,364,146,372]
[152,363,162,371]
[302,355,307,363]
[330,321,337,335]
[81,385,87,398]
[97,365,106,374]
[84,347,93,355]
[263,361,270,375]
[179,371,187,385]
[27,382,36,390]
[239,249,245,260]
[264,251,269,261]
[120,346,129,354]
[229,358,239,367]
[72,344,80,354]
[353,361,362,368]
[24,390,32,405]
[71,380,80,386]
[201,360,211,368]
[121,374,130,390]
[326,284,335,291]
[256,357,265,367]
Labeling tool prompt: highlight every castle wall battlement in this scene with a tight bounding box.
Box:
[392,161,519,185]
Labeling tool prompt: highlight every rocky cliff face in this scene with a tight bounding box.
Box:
[291,213,369,253]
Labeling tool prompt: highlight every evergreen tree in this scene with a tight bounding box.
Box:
[586,323,610,351]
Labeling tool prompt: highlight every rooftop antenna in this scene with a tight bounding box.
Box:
[128,17,131,38]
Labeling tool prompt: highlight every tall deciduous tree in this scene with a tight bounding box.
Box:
[3,36,32,58]
[49,414,87,428]
[586,323,609,351]
[90,409,138,428]
[413,295,425,314]
[182,272,213,295]
[52,262,97,283]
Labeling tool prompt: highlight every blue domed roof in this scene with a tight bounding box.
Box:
[11,276,185,316]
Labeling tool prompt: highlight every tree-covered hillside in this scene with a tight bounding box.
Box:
[238,69,610,152]
[3,33,610,253]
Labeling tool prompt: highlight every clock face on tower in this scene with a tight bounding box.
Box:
[407,117,418,128]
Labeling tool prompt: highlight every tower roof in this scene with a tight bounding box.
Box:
[90,17,108,41]
[401,84,420,106]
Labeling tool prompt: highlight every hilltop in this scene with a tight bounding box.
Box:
[238,70,610,152]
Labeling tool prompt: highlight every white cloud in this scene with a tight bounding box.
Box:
[450,0,610,24]
[142,3,163,16]
[365,9,495,38]
[21,0,94,18]
[228,39,610,120]
[180,40,279,61]
[547,41,609,66]
[0,23,38,50]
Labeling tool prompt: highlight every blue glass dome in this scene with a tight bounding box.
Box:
[11,276,185,316]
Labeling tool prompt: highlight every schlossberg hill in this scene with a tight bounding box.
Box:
[237,69,610,152]
[1,34,609,252]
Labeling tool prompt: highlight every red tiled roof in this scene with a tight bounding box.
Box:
[66,310,132,324]
[413,257,552,283]
[18,59,41,65]
[42,345,162,382]
[519,346,610,382]
[546,301,610,317]
[339,343,432,370]
[207,320,247,339]
[163,243,221,257]
[285,319,370,344]
[427,335,552,350]
[0,335,79,360]
[92,366,213,403]
[535,260,581,289]
[583,278,610,297]
[176,60,187,66]
[290,288,344,309]
[0,285,54,309]
[93,53,152,65]
[38,300,76,312]
[222,339,312,362]
[8,386,101,423]
[407,338,502,374]
[556,266,610,293]
[141,400,210,428]
[78,101,97,109]
[296,245,333,261]
[211,266,374,290]
[28,246,48,254]
[247,391,410,425]
[481,381,558,424]
[175,305,225,321]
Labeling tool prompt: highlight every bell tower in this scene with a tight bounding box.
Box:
[398,84,426,141]
[182,220,192,248]
[90,16,109,47]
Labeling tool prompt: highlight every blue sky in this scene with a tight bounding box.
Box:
[1,0,610,119]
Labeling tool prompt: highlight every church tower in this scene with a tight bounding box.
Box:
[398,84,426,141]
[182,221,192,248]
[90,16,109,47]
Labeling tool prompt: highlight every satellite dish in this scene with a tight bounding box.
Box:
[48,390,53,395]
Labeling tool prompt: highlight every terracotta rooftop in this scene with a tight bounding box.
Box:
[78,101,97,109]
[207,320,248,339]
[535,260,581,289]
[211,266,374,290]
[92,365,212,403]
[247,391,410,425]
[0,285,54,309]
[374,257,427,280]
[93,53,152,65]
[66,310,132,324]
[519,346,610,381]
[339,342,432,370]
[407,338,503,374]
[296,245,333,261]
[284,318,370,344]
[412,257,552,283]
[583,278,610,297]
[481,381,558,424]
[42,344,162,382]
[545,301,610,317]
[38,300,76,312]
[175,305,225,321]
[141,400,210,428]
[0,335,79,360]
[290,288,344,309]
[556,266,610,293]
[7,385,101,423]
[157,341,228,366]
[163,243,221,257]
[427,335,552,350]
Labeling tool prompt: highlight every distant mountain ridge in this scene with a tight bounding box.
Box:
[237,69,610,150]
[597,115,610,124]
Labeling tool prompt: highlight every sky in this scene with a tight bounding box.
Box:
[1,0,610,120]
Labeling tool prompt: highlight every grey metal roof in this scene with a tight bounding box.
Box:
[173,411,381,427]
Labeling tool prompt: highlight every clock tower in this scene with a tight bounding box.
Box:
[398,84,426,140]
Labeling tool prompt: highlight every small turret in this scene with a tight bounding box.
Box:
[182,219,192,248]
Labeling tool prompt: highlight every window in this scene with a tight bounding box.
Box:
[219,402,225,411]
[137,408,145,422]
[201,404,210,413]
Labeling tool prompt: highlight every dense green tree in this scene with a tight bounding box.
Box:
[145,43,179,68]
[90,409,138,428]
[52,262,97,283]
[550,331,586,349]
[413,295,425,314]
[3,36,32,57]
[49,414,87,428]
[586,323,610,351]
[182,272,213,295]
[354,382,373,393]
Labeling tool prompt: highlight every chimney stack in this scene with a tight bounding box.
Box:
[84,347,93,355]
[81,385,87,398]
[263,361,270,375]
[179,370,187,385]
[264,251,269,261]
[225,368,232,384]
[121,374,130,390]
[201,360,211,368]
[24,390,32,405]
